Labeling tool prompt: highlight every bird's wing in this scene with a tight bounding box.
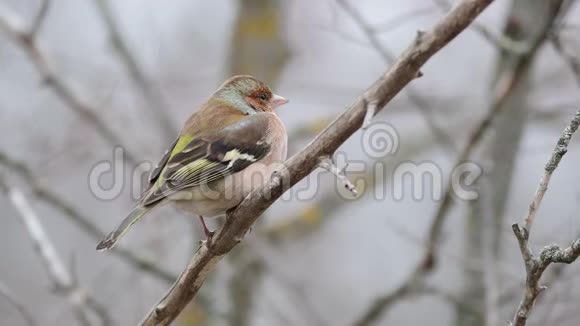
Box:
[141,113,272,205]
[148,136,179,184]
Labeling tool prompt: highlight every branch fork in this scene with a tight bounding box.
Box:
[318,156,358,196]
[511,108,580,326]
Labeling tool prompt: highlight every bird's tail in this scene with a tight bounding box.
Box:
[96,205,152,251]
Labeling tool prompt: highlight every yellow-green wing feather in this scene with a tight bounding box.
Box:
[140,113,273,205]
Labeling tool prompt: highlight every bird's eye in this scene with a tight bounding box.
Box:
[259,94,268,101]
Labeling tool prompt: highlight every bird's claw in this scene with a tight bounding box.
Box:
[199,230,215,248]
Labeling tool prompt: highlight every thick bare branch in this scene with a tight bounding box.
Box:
[140,1,495,324]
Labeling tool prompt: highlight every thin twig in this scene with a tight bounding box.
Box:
[351,0,568,323]
[511,227,580,326]
[318,156,358,196]
[420,0,564,288]
[372,6,437,34]
[551,31,580,88]
[523,109,580,232]
[354,55,520,326]
[0,281,37,326]
[0,3,138,165]
[420,285,484,321]
[92,0,176,143]
[29,0,50,37]
[432,0,530,53]
[336,0,456,153]
[5,184,73,288]
[0,176,111,326]
[510,108,580,326]
[0,150,177,284]
[140,1,495,324]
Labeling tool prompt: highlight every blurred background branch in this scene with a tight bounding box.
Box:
[0,150,177,284]
[0,1,140,165]
[0,174,112,326]
[0,280,36,326]
[92,0,176,144]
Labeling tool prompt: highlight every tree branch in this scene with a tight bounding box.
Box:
[92,0,176,143]
[140,0,496,324]
[336,0,456,153]
[0,176,112,326]
[0,281,36,326]
[29,0,50,37]
[551,29,580,88]
[318,156,358,196]
[511,108,580,326]
[523,107,580,233]
[433,0,531,53]
[0,150,177,284]
[0,2,139,165]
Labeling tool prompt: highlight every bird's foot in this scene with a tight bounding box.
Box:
[198,215,215,247]
[199,230,215,247]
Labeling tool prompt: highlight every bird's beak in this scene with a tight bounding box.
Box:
[269,94,289,109]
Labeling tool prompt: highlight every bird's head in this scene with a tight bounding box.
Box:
[214,75,289,113]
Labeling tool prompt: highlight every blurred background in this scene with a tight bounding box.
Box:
[1,0,580,325]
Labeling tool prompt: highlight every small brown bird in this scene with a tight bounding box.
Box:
[97,75,288,250]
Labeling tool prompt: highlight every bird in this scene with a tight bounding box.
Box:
[96,75,289,251]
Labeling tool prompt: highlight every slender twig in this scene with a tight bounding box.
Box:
[141,1,495,324]
[421,0,564,286]
[336,0,456,153]
[523,110,580,232]
[511,227,580,326]
[461,2,569,325]
[4,183,73,288]
[29,0,50,37]
[353,262,427,326]
[552,32,580,87]
[0,150,176,284]
[0,281,37,326]
[433,0,530,53]
[354,54,520,326]
[372,6,436,34]
[318,156,358,196]
[92,0,176,143]
[0,3,138,165]
[420,285,484,321]
[510,108,580,326]
[0,176,111,326]
[350,0,569,323]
